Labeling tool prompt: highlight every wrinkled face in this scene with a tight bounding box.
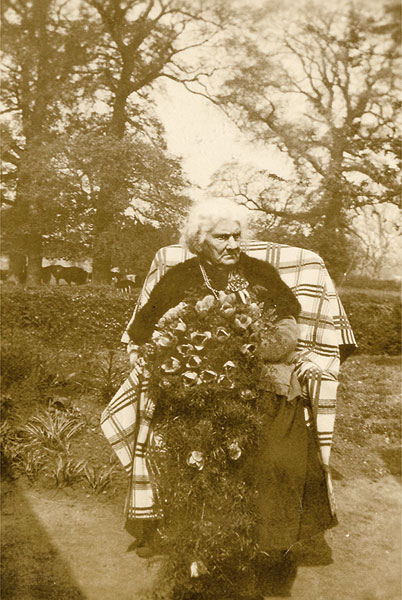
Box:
[201,219,242,266]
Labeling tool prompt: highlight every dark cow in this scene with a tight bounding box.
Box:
[115,278,137,293]
[42,265,89,285]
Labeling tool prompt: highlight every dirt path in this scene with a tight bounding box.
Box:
[2,475,401,600]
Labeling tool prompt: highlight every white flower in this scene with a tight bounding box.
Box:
[190,560,208,578]
[234,314,252,330]
[215,326,230,341]
[161,357,181,373]
[162,302,187,322]
[182,371,200,386]
[195,295,216,313]
[187,450,204,470]
[221,302,236,316]
[177,343,194,356]
[223,360,236,373]
[190,331,212,350]
[200,369,217,383]
[228,440,242,460]
[217,374,235,389]
[186,355,202,369]
[173,318,187,332]
[152,331,173,347]
[241,343,256,355]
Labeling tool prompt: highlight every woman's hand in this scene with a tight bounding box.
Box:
[260,317,299,363]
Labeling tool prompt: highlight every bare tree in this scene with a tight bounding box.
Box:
[218,3,401,277]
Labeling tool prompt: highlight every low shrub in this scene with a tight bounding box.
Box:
[1,285,137,349]
[342,275,401,292]
[340,291,401,355]
[1,284,400,357]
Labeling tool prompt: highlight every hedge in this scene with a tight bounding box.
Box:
[1,284,400,355]
[340,290,400,355]
[1,285,138,349]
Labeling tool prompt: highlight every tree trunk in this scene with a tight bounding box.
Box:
[91,201,113,284]
[8,250,27,284]
[26,233,43,286]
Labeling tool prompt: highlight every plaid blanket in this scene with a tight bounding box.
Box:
[101,242,357,520]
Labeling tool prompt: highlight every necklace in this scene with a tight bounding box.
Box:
[199,263,249,301]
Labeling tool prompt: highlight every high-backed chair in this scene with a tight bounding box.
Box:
[102,242,356,521]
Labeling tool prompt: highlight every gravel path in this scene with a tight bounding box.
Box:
[1,475,401,600]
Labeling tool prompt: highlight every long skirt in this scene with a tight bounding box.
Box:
[249,393,336,552]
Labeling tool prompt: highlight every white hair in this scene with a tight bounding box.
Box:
[180,198,250,255]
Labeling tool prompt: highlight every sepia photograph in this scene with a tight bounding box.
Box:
[1,0,401,598]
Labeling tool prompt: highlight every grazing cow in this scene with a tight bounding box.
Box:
[115,278,137,293]
[44,265,89,285]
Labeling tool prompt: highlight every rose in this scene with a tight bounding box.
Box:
[215,326,230,341]
[195,295,216,314]
[162,302,187,322]
[218,291,237,304]
[190,560,208,578]
[177,343,194,356]
[161,357,181,373]
[217,374,235,389]
[241,343,256,355]
[186,355,202,369]
[200,369,217,383]
[223,360,236,373]
[240,389,254,401]
[182,371,200,386]
[159,377,172,389]
[234,314,252,330]
[173,318,187,333]
[221,302,236,317]
[190,331,212,350]
[186,450,204,470]
[228,440,242,460]
[152,331,174,347]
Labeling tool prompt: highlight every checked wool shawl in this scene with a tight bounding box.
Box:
[101,241,357,520]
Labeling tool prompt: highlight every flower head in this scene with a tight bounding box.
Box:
[186,355,202,369]
[173,318,187,332]
[190,331,212,350]
[234,314,252,330]
[177,343,194,356]
[228,440,242,461]
[162,302,187,322]
[182,371,200,386]
[152,331,174,347]
[187,450,204,471]
[190,560,208,578]
[161,357,181,373]
[200,369,217,383]
[221,302,236,316]
[195,295,216,314]
[215,326,230,341]
[241,342,256,355]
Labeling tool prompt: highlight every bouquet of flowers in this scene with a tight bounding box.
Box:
[140,290,279,599]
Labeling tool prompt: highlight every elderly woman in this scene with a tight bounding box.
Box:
[112,199,335,595]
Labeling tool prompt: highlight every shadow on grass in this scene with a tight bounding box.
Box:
[1,476,85,600]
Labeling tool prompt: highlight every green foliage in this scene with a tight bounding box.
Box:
[1,286,137,349]
[50,455,87,488]
[342,276,401,292]
[340,291,401,355]
[22,409,86,454]
[82,463,116,494]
